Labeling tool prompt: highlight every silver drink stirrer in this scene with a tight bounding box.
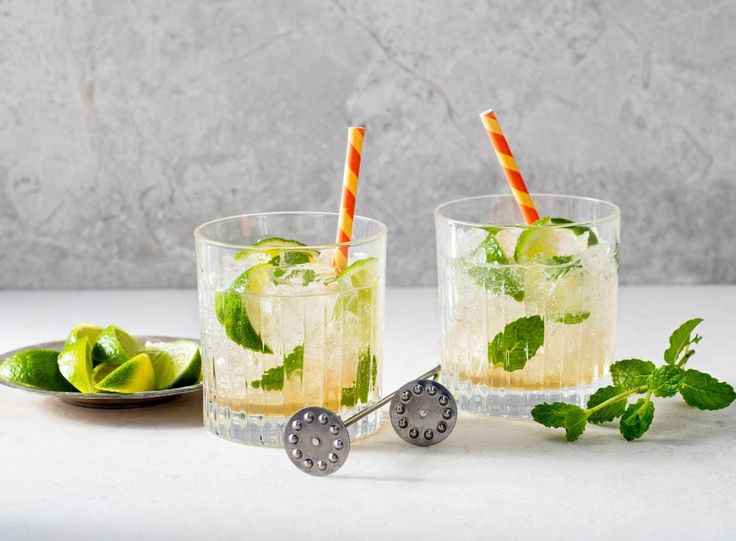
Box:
[284,365,457,476]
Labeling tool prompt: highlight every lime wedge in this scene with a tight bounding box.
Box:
[92,325,140,365]
[0,349,76,392]
[94,353,156,393]
[92,362,118,384]
[57,337,94,393]
[64,323,103,349]
[215,270,271,353]
[145,340,201,389]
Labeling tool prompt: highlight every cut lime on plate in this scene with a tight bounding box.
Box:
[57,337,94,393]
[146,340,202,390]
[0,335,202,408]
[95,353,156,394]
[92,325,141,365]
[0,349,76,392]
[64,323,103,348]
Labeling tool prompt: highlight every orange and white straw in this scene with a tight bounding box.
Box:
[480,109,539,224]
[334,126,365,270]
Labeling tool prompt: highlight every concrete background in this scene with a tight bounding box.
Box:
[1,1,734,288]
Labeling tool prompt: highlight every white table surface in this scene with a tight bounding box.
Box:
[1,287,735,540]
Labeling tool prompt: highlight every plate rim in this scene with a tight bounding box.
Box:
[0,335,203,400]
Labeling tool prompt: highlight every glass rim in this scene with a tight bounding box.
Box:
[434,193,621,228]
[193,211,387,251]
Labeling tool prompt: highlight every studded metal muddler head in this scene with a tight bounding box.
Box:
[284,407,350,477]
[284,365,455,476]
[389,379,457,446]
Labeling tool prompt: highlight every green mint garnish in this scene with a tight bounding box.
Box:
[488,316,544,372]
[467,266,524,302]
[478,226,511,264]
[586,385,627,424]
[553,311,590,325]
[663,318,702,365]
[466,227,525,301]
[546,255,582,280]
[647,365,685,398]
[679,369,736,410]
[531,402,587,441]
[340,348,378,407]
[269,251,314,266]
[536,217,599,246]
[610,358,655,390]
[532,318,735,442]
[251,345,304,391]
[619,397,655,441]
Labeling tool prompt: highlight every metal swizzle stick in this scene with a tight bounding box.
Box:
[284,365,458,477]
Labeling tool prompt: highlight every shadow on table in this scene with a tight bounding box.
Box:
[339,400,736,481]
[43,390,203,429]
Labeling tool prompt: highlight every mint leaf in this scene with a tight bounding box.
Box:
[531,402,577,428]
[679,369,736,410]
[587,385,627,424]
[564,407,588,442]
[663,318,703,365]
[546,255,582,280]
[647,365,685,398]
[610,359,655,390]
[488,316,544,372]
[553,311,590,325]
[543,217,599,246]
[467,266,524,302]
[251,345,304,390]
[531,402,587,440]
[619,398,655,441]
[301,269,316,286]
[340,348,378,407]
[341,387,357,408]
[478,227,511,264]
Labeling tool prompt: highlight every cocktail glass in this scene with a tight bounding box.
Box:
[435,194,619,417]
[195,212,386,445]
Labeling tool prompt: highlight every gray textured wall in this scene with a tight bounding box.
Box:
[1,1,735,288]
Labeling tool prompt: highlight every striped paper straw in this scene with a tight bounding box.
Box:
[479,109,539,224]
[334,126,366,270]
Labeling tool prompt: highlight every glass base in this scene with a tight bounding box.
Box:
[447,376,607,418]
[204,401,382,446]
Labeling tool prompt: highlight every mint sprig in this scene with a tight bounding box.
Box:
[531,318,735,441]
[251,345,303,391]
[341,348,378,408]
[488,316,544,372]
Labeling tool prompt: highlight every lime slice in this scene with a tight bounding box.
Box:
[145,340,201,389]
[0,349,76,392]
[215,270,271,353]
[92,362,118,384]
[94,353,156,393]
[235,237,319,264]
[514,226,560,264]
[92,325,140,365]
[246,263,273,296]
[64,323,103,348]
[334,258,379,343]
[57,337,94,393]
[337,257,378,288]
[253,237,307,250]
